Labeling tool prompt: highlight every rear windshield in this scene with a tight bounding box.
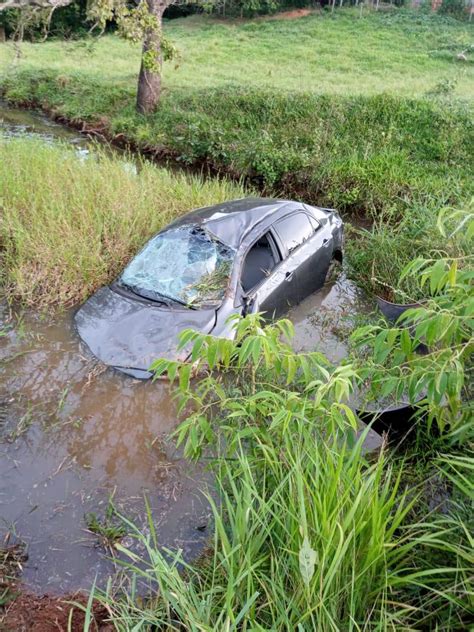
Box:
[120,226,234,308]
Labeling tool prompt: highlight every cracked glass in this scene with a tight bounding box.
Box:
[120,226,234,307]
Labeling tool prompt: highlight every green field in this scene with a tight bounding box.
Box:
[1,10,473,97]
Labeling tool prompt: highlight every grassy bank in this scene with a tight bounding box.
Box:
[2,134,469,309]
[1,10,473,221]
[0,138,246,307]
[1,74,472,219]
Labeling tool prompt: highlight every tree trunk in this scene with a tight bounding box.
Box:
[136,0,165,115]
[0,26,6,43]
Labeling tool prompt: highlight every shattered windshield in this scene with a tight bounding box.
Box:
[120,226,234,307]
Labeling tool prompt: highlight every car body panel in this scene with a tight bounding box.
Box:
[74,197,343,378]
[75,285,216,374]
[168,197,285,250]
[292,222,334,302]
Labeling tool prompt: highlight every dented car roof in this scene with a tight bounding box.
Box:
[168,197,298,250]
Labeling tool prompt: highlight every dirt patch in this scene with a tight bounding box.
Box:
[0,592,112,632]
[1,542,28,587]
[268,9,313,20]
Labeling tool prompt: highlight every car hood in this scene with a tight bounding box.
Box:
[74,286,216,378]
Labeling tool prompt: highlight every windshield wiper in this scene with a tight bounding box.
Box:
[117,280,195,309]
[117,280,170,305]
[156,291,197,309]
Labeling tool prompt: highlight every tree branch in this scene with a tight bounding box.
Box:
[0,0,72,11]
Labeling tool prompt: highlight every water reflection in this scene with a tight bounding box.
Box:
[0,306,212,593]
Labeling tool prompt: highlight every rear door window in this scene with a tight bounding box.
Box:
[274,213,314,255]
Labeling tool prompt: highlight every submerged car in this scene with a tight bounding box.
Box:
[75,197,343,379]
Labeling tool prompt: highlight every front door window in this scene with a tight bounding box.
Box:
[241,233,279,294]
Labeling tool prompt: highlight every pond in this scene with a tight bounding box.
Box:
[0,103,382,594]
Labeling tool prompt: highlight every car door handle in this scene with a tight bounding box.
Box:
[322,238,329,245]
[285,271,293,281]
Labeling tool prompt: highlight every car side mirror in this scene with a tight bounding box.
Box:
[242,293,258,316]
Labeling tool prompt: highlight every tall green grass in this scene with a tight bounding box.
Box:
[344,200,474,301]
[106,437,417,630]
[2,73,472,219]
[94,314,473,629]
[0,137,247,307]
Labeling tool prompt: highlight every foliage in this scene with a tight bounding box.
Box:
[345,202,473,302]
[102,438,417,629]
[93,315,415,629]
[439,0,470,20]
[186,260,232,306]
[0,136,247,307]
[395,449,474,629]
[351,207,474,440]
[85,500,128,550]
[208,0,282,17]
[91,308,474,628]
[151,314,360,459]
[0,0,89,40]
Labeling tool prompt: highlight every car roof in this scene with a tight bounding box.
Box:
[167,197,301,250]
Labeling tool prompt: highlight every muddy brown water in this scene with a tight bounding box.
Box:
[1,104,382,594]
[1,103,91,151]
[0,305,214,594]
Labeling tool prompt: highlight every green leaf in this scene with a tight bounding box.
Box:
[448,260,457,287]
[299,536,317,588]
[429,260,446,295]
[207,341,218,369]
[251,337,262,366]
[400,329,412,356]
[179,364,191,392]
[191,336,205,362]
[286,354,297,385]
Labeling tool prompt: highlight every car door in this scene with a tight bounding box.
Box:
[273,211,333,303]
[240,229,299,320]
